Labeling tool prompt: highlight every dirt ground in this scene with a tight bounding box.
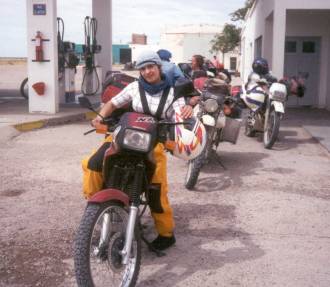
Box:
[0,118,330,286]
[1,60,330,286]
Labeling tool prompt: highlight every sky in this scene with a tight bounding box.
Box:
[0,0,246,57]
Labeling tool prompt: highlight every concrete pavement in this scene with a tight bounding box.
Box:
[0,97,96,143]
[1,95,330,152]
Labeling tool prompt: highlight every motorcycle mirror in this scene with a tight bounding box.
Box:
[78,96,93,109]
[174,78,195,100]
[78,96,105,119]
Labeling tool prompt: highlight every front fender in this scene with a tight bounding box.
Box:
[201,114,215,127]
[271,101,285,113]
[88,188,129,206]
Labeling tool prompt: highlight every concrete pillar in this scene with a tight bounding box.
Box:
[26,0,59,114]
[319,34,329,108]
[271,7,286,78]
[92,0,112,82]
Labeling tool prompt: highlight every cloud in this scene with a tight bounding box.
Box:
[0,0,245,56]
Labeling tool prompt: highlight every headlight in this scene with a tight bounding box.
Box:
[204,99,218,113]
[270,90,286,102]
[123,129,151,152]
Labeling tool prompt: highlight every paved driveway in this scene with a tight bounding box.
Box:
[0,117,329,287]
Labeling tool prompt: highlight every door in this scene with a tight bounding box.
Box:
[119,48,132,64]
[284,37,320,107]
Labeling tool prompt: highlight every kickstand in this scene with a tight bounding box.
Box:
[141,235,166,257]
[213,152,227,170]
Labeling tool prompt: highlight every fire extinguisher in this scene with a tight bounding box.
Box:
[35,31,43,61]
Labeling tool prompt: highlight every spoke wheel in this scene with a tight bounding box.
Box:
[74,202,141,287]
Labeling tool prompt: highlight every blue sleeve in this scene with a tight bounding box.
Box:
[173,64,184,81]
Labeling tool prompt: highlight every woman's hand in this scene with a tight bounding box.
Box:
[91,115,103,127]
[180,105,193,119]
[91,101,117,127]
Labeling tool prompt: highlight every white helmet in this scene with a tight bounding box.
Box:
[170,113,207,161]
[244,85,267,111]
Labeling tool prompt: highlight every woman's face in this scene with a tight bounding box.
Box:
[191,56,198,70]
[140,64,161,84]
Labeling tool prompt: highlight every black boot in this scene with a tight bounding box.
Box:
[151,235,176,251]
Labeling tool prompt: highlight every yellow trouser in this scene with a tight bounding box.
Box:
[82,140,174,237]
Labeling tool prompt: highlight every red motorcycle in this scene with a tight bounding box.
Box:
[74,80,196,287]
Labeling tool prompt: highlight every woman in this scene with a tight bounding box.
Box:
[82,50,193,251]
[191,54,207,80]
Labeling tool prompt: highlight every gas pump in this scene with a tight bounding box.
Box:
[57,17,79,103]
[81,16,102,96]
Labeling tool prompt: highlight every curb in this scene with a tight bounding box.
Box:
[13,111,96,132]
[302,125,330,153]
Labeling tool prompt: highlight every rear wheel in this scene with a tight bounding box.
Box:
[20,77,28,99]
[74,202,141,287]
[263,108,281,149]
[184,151,205,190]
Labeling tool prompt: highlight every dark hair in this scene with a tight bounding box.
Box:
[193,55,204,69]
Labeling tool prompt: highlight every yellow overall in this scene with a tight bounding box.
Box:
[82,139,174,237]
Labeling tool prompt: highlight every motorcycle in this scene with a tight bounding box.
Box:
[74,81,195,287]
[184,77,242,190]
[239,73,288,149]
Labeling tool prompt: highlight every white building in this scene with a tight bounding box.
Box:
[241,0,330,109]
[160,24,240,72]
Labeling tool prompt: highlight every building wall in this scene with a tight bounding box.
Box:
[129,44,160,63]
[132,34,147,45]
[159,33,185,64]
[241,0,275,81]
[112,44,130,64]
[241,0,330,109]
[160,29,240,70]
[182,33,215,62]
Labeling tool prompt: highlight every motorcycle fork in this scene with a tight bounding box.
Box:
[98,213,111,251]
[263,99,271,132]
[120,163,144,265]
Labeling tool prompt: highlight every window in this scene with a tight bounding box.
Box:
[302,41,315,53]
[285,41,297,53]
[254,36,262,58]
[230,57,237,71]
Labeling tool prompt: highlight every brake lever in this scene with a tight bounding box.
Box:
[84,128,96,135]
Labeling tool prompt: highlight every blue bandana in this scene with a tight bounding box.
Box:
[138,74,171,95]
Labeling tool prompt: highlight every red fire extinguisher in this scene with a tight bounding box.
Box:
[35,31,43,61]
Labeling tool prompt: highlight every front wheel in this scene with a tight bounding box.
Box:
[74,202,141,287]
[263,108,281,149]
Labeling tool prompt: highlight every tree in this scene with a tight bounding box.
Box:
[230,0,255,22]
[210,24,241,63]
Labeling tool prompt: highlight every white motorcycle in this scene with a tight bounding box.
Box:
[240,73,287,149]
[185,78,242,189]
